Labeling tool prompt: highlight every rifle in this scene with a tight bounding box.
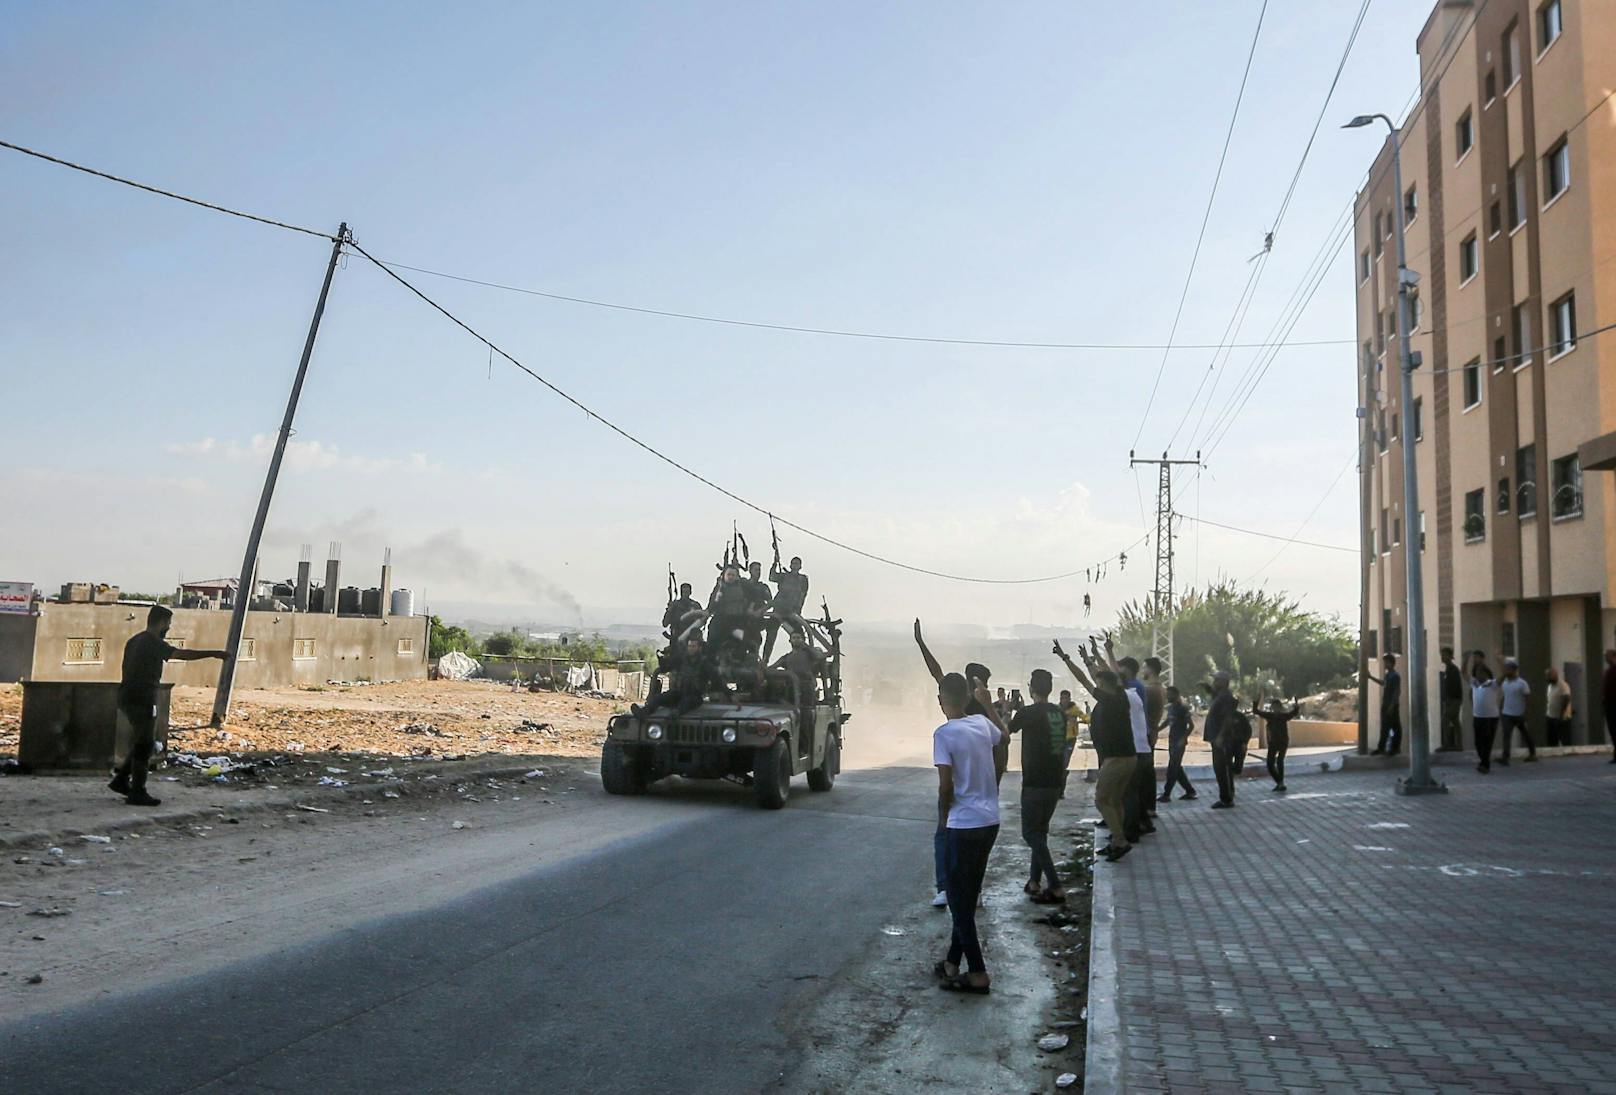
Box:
[667,565,675,606]
[770,516,781,572]
[738,531,750,567]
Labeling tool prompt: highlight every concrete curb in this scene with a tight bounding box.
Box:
[1083,820,1126,1094]
[0,757,590,850]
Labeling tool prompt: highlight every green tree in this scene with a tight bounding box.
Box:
[428,615,479,660]
[1112,581,1355,698]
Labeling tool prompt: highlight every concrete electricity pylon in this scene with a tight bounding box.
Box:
[1128,451,1202,685]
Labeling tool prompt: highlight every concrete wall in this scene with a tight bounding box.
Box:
[2,604,428,688]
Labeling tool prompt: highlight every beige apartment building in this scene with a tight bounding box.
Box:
[1356,0,1616,748]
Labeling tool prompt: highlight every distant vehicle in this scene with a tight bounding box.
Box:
[601,617,850,809]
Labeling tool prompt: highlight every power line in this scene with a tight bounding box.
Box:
[373,256,1354,352]
[1129,0,1270,450]
[0,138,336,240]
[1175,512,1356,553]
[350,241,1147,585]
[1244,451,1359,581]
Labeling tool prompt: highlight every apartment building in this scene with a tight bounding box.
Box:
[1355,0,1616,747]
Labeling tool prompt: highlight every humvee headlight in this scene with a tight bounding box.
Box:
[647,724,664,741]
[722,727,737,743]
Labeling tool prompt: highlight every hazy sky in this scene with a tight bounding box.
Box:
[1,1,1434,630]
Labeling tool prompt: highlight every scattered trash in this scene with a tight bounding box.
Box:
[98,890,127,897]
[0,900,21,908]
[1037,1033,1070,1052]
[365,767,396,777]
[399,722,446,738]
[452,820,469,830]
[81,835,112,844]
[512,720,554,734]
[524,769,546,779]
[879,925,906,937]
[295,804,330,814]
[1056,1073,1078,1089]
[382,790,400,799]
[1080,1006,1088,1021]
[24,974,43,985]
[13,856,30,865]
[47,847,64,858]
[29,908,71,918]
[317,776,349,787]
[325,767,349,775]
[436,651,482,681]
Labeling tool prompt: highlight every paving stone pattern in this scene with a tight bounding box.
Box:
[1108,757,1616,1093]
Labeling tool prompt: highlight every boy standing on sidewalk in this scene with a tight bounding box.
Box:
[932,673,1006,994]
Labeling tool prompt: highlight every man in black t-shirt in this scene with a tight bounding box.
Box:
[764,556,810,661]
[1366,654,1403,755]
[1254,693,1300,793]
[1437,647,1464,751]
[113,605,226,806]
[662,583,702,632]
[1010,669,1071,901]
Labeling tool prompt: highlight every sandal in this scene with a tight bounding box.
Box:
[939,974,991,995]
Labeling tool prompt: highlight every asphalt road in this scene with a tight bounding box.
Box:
[0,766,942,1094]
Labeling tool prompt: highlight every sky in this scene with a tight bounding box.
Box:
[0,0,1435,632]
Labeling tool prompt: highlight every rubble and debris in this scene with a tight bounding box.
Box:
[29,908,72,918]
[24,974,43,985]
[81,835,112,844]
[1037,1033,1070,1052]
[436,651,482,681]
[1056,1073,1078,1089]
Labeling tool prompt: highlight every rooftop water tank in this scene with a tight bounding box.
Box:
[390,588,415,617]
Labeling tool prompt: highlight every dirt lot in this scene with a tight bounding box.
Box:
[0,679,625,760]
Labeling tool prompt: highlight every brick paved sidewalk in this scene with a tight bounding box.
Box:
[1102,755,1616,1094]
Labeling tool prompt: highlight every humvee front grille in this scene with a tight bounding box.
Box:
[670,723,724,745]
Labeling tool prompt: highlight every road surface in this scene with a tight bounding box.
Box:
[2,762,953,1093]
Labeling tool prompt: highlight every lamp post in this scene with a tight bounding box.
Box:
[1343,113,1446,795]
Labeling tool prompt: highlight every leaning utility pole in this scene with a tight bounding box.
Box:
[1129,450,1202,685]
[211,223,350,728]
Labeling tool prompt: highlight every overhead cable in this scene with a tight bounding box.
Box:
[1175,512,1356,553]
[0,138,337,240]
[350,241,1145,585]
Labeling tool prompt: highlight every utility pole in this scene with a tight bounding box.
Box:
[211,223,349,727]
[1129,450,1202,685]
[1356,347,1376,757]
[1344,114,1445,795]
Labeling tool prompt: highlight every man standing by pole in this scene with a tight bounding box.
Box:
[1438,647,1464,752]
[211,224,349,728]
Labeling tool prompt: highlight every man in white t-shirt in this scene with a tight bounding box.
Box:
[1498,657,1538,764]
[932,672,1006,995]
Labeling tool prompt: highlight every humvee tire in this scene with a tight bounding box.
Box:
[754,737,791,810]
[601,741,647,795]
[807,731,839,792]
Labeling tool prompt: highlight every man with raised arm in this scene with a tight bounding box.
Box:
[113,605,227,807]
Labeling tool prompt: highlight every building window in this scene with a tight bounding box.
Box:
[1512,303,1535,368]
[238,638,257,662]
[1378,410,1388,454]
[1412,397,1423,441]
[1549,292,1576,358]
[1498,477,1511,514]
[1387,308,1397,337]
[1502,622,1517,658]
[1493,335,1508,373]
[1392,517,1402,546]
[1517,445,1538,517]
[1360,250,1370,283]
[1380,508,1390,554]
[1509,160,1528,230]
[1552,453,1583,519]
[1404,184,1418,224]
[1463,359,1482,408]
[397,637,416,656]
[1390,411,1399,442]
[1374,213,1385,257]
[1489,201,1503,237]
[1367,629,1379,658]
[1456,109,1474,158]
[1376,312,1386,353]
[1504,22,1522,89]
[1388,627,1404,657]
[1538,0,1562,52]
[1459,233,1479,282]
[1544,136,1571,203]
[1464,489,1486,543]
[64,637,104,665]
[1485,69,1497,104]
[1419,511,1427,552]
[292,637,317,660]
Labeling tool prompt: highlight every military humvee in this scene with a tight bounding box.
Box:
[601,625,849,809]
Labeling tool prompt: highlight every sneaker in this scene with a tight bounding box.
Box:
[1211,801,1233,810]
[1181,791,1198,800]
[107,774,130,796]
[1156,793,1172,803]
[931,890,949,908]
[125,791,162,807]
[1274,785,1287,793]
[1102,845,1131,863]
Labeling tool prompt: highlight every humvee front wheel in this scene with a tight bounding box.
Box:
[754,737,791,810]
[601,741,647,795]
[807,731,839,792]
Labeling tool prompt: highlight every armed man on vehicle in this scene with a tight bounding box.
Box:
[663,581,702,633]
[707,565,753,652]
[770,634,828,750]
[631,635,727,723]
[764,554,810,661]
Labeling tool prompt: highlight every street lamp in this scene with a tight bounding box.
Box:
[1344,112,1446,795]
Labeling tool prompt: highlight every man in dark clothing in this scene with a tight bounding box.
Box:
[1604,649,1616,763]
[113,605,226,806]
[1437,647,1464,751]
[706,566,752,653]
[1010,669,1070,901]
[662,583,701,632]
[1254,693,1300,793]
[1366,654,1403,755]
[763,555,809,661]
[1204,672,1240,808]
[1158,686,1197,801]
[634,637,725,722]
[769,635,826,755]
[1054,641,1134,861]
